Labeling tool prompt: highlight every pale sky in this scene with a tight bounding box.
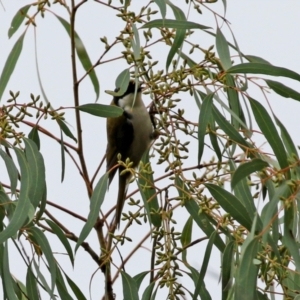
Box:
[0,1,300,299]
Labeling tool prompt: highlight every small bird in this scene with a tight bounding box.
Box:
[106,80,153,227]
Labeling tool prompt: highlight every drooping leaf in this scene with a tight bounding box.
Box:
[28,126,40,150]
[227,63,300,82]
[45,219,74,266]
[188,266,212,300]
[234,238,260,300]
[64,272,87,300]
[121,271,139,300]
[55,266,73,300]
[249,98,289,175]
[55,15,100,100]
[139,151,161,227]
[75,173,108,251]
[60,130,66,182]
[198,93,213,164]
[26,266,39,300]
[24,138,46,209]
[106,68,130,97]
[29,227,57,292]
[153,0,167,19]
[216,27,232,70]
[266,79,300,102]
[205,183,253,230]
[133,271,149,291]
[141,19,211,30]
[141,282,155,300]
[56,119,77,142]
[8,5,31,38]
[221,241,234,300]
[132,23,141,60]
[77,103,123,118]
[0,32,26,102]
[231,158,268,189]
[0,148,31,244]
[0,148,18,194]
[192,232,216,300]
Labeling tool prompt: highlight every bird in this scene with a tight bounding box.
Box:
[106,80,153,228]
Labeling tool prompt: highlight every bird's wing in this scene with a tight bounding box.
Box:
[106,114,134,185]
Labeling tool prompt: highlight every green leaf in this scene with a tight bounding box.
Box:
[28,126,40,150]
[55,15,100,100]
[55,266,73,300]
[0,32,25,102]
[229,161,256,217]
[176,176,225,251]
[244,55,271,65]
[153,0,166,18]
[29,227,56,292]
[188,266,212,300]
[8,5,31,38]
[141,19,211,30]
[139,152,161,227]
[24,138,46,209]
[227,63,300,82]
[141,282,155,300]
[1,243,18,300]
[45,219,74,266]
[133,271,149,291]
[274,115,298,159]
[106,68,131,97]
[181,216,193,262]
[75,173,108,251]
[231,159,268,189]
[132,24,141,60]
[0,148,31,244]
[121,271,139,300]
[234,238,259,300]
[212,106,251,151]
[60,130,66,182]
[0,148,18,194]
[205,183,253,230]
[77,103,123,118]
[249,98,289,173]
[216,27,232,70]
[266,79,300,102]
[198,93,213,164]
[163,3,188,70]
[56,119,77,142]
[26,266,39,300]
[221,241,234,300]
[193,232,216,300]
[64,272,87,300]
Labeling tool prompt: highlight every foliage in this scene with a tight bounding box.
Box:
[0,0,300,299]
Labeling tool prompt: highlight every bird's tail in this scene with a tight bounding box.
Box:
[115,172,129,228]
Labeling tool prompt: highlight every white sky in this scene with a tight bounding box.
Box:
[0,1,300,299]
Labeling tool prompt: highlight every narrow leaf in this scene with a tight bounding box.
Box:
[55,266,73,300]
[193,232,216,300]
[153,0,166,19]
[141,282,155,300]
[244,55,271,65]
[0,148,18,194]
[266,79,300,102]
[75,173,108,251]
[249,98,289,173]
[181,216,193,262]
[231,158,268,189]
[0,148,31,244]
[60,130,66,182]
[133,271,149,291]
[141,19,211,30]
[221,241,234,300]
[57,119,77,142]
[234,238,259,300]
[139,152,161,227]
[77,103,123,118]
[216,27,232,70]
[205,183,252,230]
[0,32,25,102]
[8,5,31,38]
[227,63,300,82]
[198,93,213,164]
[188,266,212,300]
[45,219,74,266]
[26,266,39,300]
[55,15,100,100]
[64,272,87,300]
[121,271,139,300]
[28,126,40,150]
[29,227,56,292]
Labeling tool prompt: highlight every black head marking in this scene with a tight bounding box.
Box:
[113,80,142,106]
